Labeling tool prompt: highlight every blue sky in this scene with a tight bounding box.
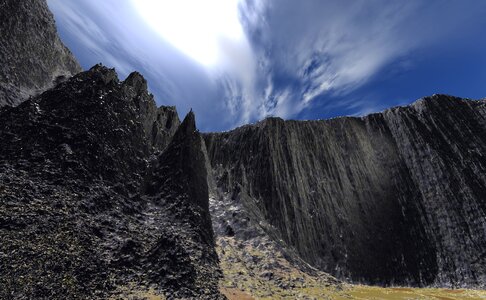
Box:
[47,0,486,131]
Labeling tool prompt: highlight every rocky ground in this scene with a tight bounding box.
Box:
[2,0,486,298]
[211,191,486,299]
[0,65,224,299]
[210,191,342,299]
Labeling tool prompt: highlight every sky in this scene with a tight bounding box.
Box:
[47,0,486,132]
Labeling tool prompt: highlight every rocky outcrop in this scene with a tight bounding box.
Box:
[2,0,485,294]
[205,95,486,288]
[0,1,224,297]
[0,65,223,299]
[211,192,342,299]
[0,0,82,107]
[142,110,223,298]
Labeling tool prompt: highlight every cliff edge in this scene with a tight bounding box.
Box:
[0,0,82,107]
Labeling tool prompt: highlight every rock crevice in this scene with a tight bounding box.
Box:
[0,66,223,299]
[205,95,486,288]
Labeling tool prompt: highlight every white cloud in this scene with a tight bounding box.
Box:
[47,0,486,130]
[47,0,134,75]
[47,0,229,131]
[229,0,486,124]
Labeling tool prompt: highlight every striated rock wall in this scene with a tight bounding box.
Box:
[0,0,82,107]
[382,97,486,286]
[204,95,486,288]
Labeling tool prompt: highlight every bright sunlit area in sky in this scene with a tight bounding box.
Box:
[48,0,486,131]
[131,0,244,66]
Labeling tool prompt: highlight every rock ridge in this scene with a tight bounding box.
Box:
[0,65,223,299]
[204,94,486,288]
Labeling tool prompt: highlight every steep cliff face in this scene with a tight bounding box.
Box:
[382,97,486,286]
[2,0,485,294]
[0,0,82,107]
[141,111,224,298]
[145,111,215,245]
[0,66,223,299]
[205,95,486,288]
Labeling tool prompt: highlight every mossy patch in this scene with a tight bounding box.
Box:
[217,236,486,300]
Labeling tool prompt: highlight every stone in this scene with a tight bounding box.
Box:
[0,0,82,107]
[0,66,223,299]
[204,95,486,288]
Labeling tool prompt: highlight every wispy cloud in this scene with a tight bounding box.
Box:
[48,0,229,131]
[48,0,133,75]
[47,0,486,130]
[231,0,486,123]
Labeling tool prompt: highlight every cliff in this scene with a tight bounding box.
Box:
[2,0,486,296]
[0,0,82,107]
[0,1,226,297]
[205,95,486,288]
[0,65,223,299]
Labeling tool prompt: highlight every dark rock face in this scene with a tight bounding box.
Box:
[2,0,485,293]
[0,0,82,107]
[141,111,223,298]
[145,111,215,245]
[0,64,180,184]
[0,65,223,299]
[204,95,486,288]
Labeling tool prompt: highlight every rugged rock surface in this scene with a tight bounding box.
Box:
[205,95,486,288]
[2,0,486,295]
[0,0,82,107]
[211,192,342,299]
[0,65,224,299]
[142,110,223,299]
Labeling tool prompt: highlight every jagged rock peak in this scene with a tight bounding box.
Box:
[142,111,223,298]
[174,109,197,137]
[86,63,119,85]
[123,71,148,93]
[146,110,213,243]
[0,62,221,298]
[0,64,181,184]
